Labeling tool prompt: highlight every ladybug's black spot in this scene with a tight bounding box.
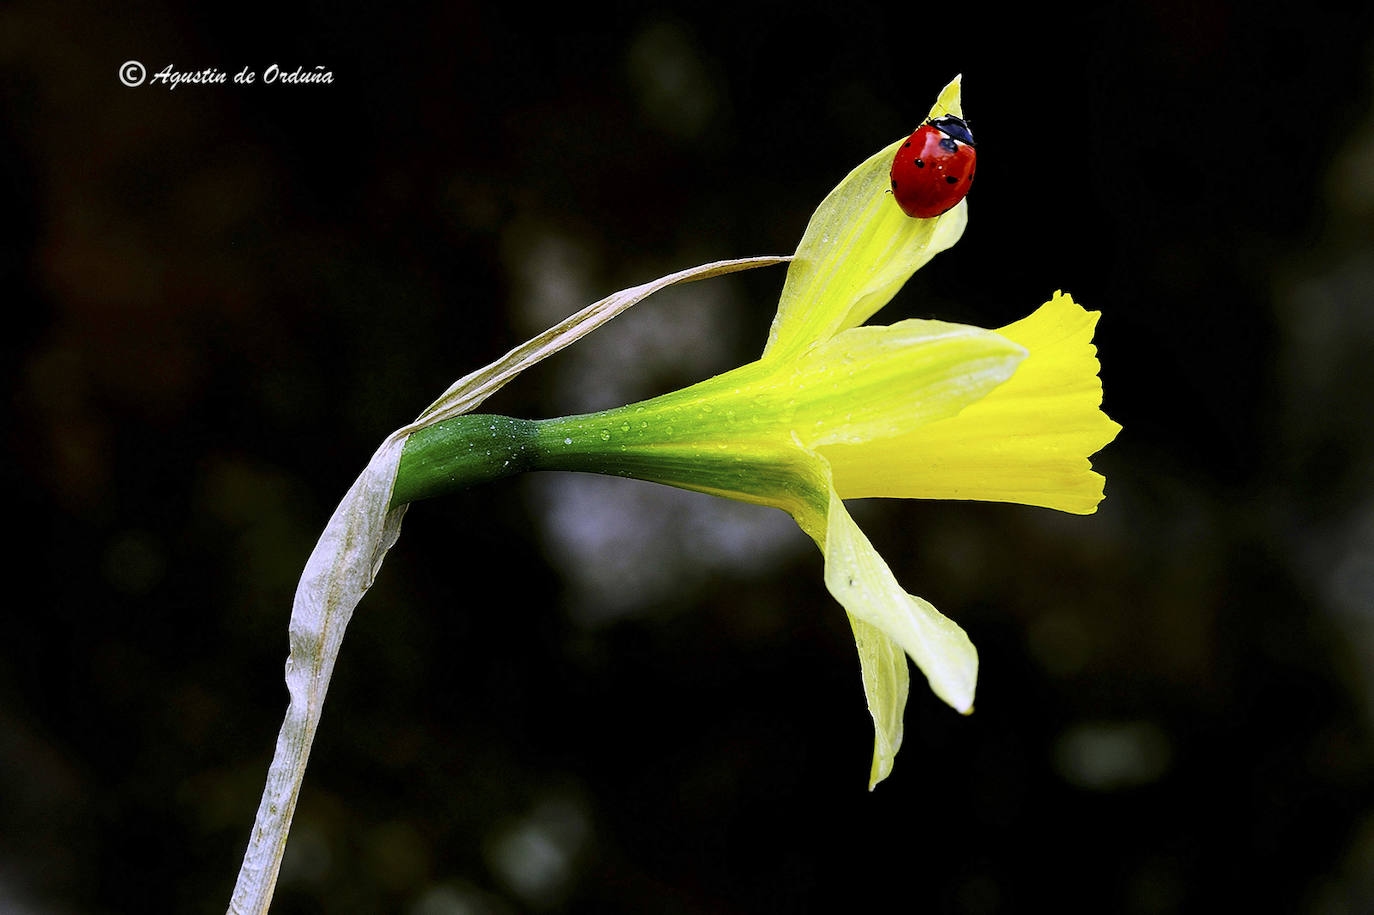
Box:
[914,158,925,168]
[945,175,958,184]
[903,141,911,149]
[890,177,898,190]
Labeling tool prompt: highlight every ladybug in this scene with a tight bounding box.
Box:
[889,115,977,218]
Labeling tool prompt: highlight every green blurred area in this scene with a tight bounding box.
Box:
[4,1,1374,911]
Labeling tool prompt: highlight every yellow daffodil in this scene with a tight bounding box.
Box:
[391,76,1120,787]
[235,73,1126,915]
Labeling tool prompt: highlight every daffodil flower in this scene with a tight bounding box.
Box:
[232,74,1117,915]
[390,76,1121,787]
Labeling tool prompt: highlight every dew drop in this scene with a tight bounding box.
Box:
[564,437,573,445]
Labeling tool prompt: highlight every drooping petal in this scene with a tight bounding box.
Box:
[784,318,1025,448]
[763,75,969,361]
[845,614,910,790]
[817,484,978,717]
[788,456,978,788]
[823,292,1122,514]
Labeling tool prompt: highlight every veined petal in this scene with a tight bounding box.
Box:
[817,483,977,716]
[785,319,1025,448]
[823,292,1122,514]
[788,455,978,788]
[763,75,969,361]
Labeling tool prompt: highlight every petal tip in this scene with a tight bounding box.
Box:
[930,75,965,121]
[868,755,894,791]
[930,663,978,716]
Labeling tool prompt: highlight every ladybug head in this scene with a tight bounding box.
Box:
[928,115,975,147]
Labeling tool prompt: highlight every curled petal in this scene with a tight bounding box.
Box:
[818,484,978,717]
[789,456,978,788]
[846,614,910,790]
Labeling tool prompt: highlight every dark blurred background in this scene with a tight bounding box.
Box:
[5,1,1374,912]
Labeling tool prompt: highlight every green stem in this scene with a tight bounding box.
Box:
[391,355,818,511]
[388,415,540,508]
[391,401,819,515]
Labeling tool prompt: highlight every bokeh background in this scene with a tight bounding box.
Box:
[5,1,1374,911]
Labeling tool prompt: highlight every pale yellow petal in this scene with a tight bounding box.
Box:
[927,73,965,121]
[819,485,978,716]
[782,456,978,787]
[763,77,969,360]
[823,292,1121,514]
[846,613,910,790]
[784,318,1025,448]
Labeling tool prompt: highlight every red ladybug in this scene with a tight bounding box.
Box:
[889,115,977,218]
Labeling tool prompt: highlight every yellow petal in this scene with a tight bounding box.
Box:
[785,318,1025,448]
[818,484,978,716]
[823,292,1121,514]
[784,456,978,787]
[927,73,965,121]
[845,613,910,790]
[762,76,969,361]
